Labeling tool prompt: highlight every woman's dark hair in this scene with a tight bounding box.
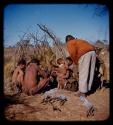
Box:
[66,57,73,66]
[30,58,40,65]
[17,59,26,66]
[57,58,63,65]
[65,35,75,43]
[66,57,73,63]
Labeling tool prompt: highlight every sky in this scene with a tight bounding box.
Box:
[4,4,109,47]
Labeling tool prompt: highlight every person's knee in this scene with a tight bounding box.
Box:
[30,86,40,95]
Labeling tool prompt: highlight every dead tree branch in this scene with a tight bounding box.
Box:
[37,24,66,59]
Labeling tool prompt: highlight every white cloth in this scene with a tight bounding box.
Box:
[80,96,93,109]
[78,51,96,93]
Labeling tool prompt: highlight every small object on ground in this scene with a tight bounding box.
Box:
[79,96,97,117]
[60,100,67,106]
[59,95,67,100]
[41,95,52,104]
[86,106,97,117]
[41,93,67,112]
[58,95,67,106]
[44,88,58,98]
[52,105,61,112]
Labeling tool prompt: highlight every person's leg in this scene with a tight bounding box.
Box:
[88,51,96,91]
[60,77,65,89]
[31,78,50,95]
[78,51,93,95]
[16,72,24,92]
[57,77,62,89]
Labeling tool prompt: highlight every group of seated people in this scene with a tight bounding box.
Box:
[12,57,78,96]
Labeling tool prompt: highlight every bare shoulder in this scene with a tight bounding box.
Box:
[13,66,20,73]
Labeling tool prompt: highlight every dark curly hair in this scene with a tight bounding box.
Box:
[57,58,64,65]
[30,58,40,65]
[17,59,26,66]
[65,35,75,43]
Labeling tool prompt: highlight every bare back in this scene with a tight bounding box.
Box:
[12,66,23,83]
[23,63,40,92]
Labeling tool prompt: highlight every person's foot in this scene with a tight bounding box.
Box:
[74,91,86,97]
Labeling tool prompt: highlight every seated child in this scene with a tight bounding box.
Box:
[12,59,26,93]
[65,57,78,91]
[56,58,69,89]
[66,57,79,80]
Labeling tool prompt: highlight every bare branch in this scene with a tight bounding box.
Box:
[37,24,66,59]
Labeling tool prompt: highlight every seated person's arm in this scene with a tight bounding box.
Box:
[63,69,70,79]
[12,68,19,83]
[38,68,50,78]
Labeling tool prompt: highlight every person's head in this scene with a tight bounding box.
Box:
[49,60,55,66]
[30,58,40,65]
[17,59,26,69]
[66,57,73,66]
[57,58,65,65]
[65,35,75,43]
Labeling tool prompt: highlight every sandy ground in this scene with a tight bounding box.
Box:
[4,82,110,121]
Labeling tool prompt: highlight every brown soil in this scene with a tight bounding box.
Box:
[4,86,110,121]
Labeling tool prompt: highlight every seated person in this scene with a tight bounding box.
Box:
[66,56,79,79]
[56,58,69,89]
[48,59,58,77]
[12,59,26,93]
[44,60,58,90]
[65,57,78,91]
[23,58,50,95]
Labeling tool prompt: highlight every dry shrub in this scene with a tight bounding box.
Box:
[94,41,109,82]
[4,60,14,81]
[98,48,109,81]
[4,40,55,81]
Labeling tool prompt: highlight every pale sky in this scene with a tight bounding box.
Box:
[4,4,109,47]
